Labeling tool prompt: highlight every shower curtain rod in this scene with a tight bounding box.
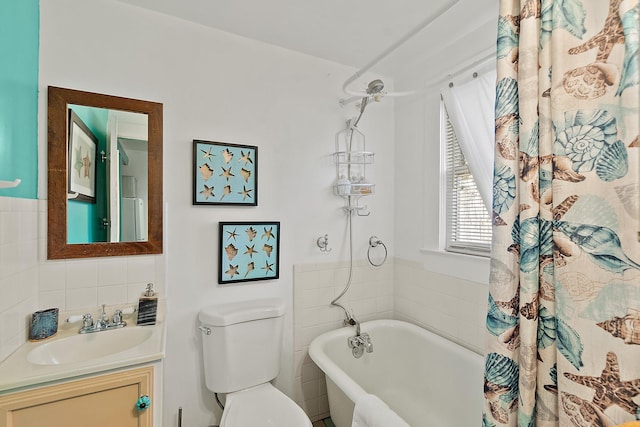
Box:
[425,48,495,92]
[341,0,460,97]
[341,48,495,105]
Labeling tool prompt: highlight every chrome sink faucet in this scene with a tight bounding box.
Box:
[69,304,128,334]
[96,304,110,329]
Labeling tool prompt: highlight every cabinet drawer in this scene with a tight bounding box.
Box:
[0,366,153,427]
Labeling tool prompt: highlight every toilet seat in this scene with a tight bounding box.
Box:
[220,383,312,427]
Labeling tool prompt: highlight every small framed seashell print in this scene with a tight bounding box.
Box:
[68,109,98,203]
[218,221,280,284]
[193,140,258,206]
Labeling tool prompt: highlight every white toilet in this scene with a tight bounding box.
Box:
[199,298,312,427]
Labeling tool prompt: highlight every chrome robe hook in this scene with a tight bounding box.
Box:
[317,234,332,252]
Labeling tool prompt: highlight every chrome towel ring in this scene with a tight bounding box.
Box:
[367,236,387,267]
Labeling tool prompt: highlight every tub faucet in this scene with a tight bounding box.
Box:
[348,332,373,358]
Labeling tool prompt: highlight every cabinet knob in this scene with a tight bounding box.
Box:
[136,395,151,411]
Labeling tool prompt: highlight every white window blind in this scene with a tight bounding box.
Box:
[443,102,492,256]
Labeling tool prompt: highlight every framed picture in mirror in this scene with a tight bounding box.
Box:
[68,109,97,203]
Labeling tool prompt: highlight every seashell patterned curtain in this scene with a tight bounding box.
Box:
[483,1,640,426]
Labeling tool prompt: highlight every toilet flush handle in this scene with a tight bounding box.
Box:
[198,326,211,335]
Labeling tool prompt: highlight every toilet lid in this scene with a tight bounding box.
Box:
[220,383,312,427]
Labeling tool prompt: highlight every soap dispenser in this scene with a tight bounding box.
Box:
[137,283,158,326]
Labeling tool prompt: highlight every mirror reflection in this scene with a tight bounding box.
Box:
[47,86,163,260]
[66,105,149,244]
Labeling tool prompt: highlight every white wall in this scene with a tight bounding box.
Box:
[392,0,497,353]
[38,1,394,426]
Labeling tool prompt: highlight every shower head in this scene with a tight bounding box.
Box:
[348,79,386,128]
[366,79,385,95]
[339,79,386,107]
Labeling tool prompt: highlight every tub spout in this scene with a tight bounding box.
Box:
[364,338,373,353]
[360,333,373,353]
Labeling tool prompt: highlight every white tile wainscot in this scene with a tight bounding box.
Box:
[0,197,39,362]
[394,257,489,355]
[293,259,393,422]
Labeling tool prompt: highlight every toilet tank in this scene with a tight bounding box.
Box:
[199,298,286,393]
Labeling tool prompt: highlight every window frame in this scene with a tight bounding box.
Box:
[440,99,492,257]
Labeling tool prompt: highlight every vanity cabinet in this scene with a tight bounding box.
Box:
[0,366,153,427]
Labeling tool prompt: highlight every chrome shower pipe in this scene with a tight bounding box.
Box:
[330,198,356,323]
[341,0,460,97]
[351,96,369,128]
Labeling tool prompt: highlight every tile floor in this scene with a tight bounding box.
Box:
[312,418,335,427]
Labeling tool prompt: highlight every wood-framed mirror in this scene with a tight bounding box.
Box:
[47,86,163,259]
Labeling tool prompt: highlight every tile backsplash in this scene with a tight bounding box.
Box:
[38,253,163,311]
[0,197,39,361]
[0,197,164,363]
[36,200,165,312]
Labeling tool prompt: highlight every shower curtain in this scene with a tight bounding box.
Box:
[484,1,640,426]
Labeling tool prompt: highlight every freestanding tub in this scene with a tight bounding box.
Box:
[309,319,484,427]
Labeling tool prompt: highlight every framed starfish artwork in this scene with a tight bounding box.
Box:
[67,109,97,203]
[218,221,280,284]
[193,140,258,206]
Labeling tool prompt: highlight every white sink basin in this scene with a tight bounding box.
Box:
[27,327,154,365]
[0,302,165,392]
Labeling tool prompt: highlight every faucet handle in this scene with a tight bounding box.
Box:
[82,313,94,328]
[66,314,84,323]
[112,309,123,324]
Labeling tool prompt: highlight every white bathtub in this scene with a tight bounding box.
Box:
[309,319,484,427]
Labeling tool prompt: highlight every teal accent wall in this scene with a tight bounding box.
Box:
[0,0,39,199]
[67,106,109,243]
